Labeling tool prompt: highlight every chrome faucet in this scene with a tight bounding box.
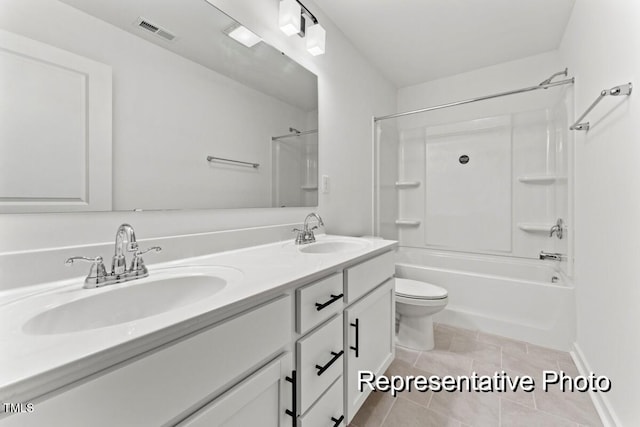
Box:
[293,213,324,245]
[112,224,138,275]
[549,218,564,239]
[66,224,161,289]
[539,251,564,261]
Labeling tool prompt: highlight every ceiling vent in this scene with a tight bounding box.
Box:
[135,17,176,41]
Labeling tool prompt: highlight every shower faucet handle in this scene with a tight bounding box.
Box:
[549,218,564,239]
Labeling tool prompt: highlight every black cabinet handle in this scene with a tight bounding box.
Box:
[331,415,345,426]
[315,350,344,376]
[350,318,360,358]
[315,293,344,311]
[285,370,296,426]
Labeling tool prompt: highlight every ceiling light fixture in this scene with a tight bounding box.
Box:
[305,23,326,56]
[278,0,326,55]
[226,25,262,48]
[278,0,302,36]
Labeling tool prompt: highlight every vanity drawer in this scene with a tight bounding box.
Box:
[3,296,292,427]
[297,315,343,414]
[344,251,394,303]
[299,376,345,427]
[296,272,344,334]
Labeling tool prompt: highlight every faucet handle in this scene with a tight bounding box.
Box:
[65,256,108,282]
[65,255,103,266]
[135,246,162,256]
[130,246,161,272]
[549,218,564,239]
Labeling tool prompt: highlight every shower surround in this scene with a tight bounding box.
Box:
[374,63,574,349]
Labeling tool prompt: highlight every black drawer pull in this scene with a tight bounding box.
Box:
[285,370,296,426]
[315,293,344,311]
[350,318,360,358]
[315,350,344,376]
[331,415,345,426]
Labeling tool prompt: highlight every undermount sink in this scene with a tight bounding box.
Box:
[22,266,242,335]
[298,239,370,254]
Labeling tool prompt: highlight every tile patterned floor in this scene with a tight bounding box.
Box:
[349,323,603,427]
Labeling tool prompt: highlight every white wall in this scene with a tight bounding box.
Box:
[559,1,640,425]
[397,51,564,119]
[0,0,396,255]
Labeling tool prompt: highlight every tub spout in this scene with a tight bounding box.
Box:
[539,251,564,261]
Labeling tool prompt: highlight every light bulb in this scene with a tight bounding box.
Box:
[227,26,262,48]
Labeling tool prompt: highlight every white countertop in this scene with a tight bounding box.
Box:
[0,234,396,402]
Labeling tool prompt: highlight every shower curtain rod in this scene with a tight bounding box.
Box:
[374,77,575,122]
[271,129,318,141]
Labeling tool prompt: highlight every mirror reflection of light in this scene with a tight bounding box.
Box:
[227,25,262,48]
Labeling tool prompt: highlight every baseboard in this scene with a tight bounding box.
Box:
[571,343,621,427]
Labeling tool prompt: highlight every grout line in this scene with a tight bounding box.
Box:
[378,396,397,427]
[411,350,420,366]
[397,393,430,411]
[412,351,420,368]
[498,396,502,427]
[501,394,534,408]
[508,398,583,425]
[535,405,587,426]
[428,406,464,426]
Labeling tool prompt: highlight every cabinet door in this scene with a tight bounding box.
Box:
[179,353,293,427]
[344,279,395,423]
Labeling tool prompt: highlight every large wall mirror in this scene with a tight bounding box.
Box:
[0,0,318,213]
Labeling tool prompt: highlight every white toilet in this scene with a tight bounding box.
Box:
[395,278,448,351]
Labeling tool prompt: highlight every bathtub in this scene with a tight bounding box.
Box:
[395,247,575,350]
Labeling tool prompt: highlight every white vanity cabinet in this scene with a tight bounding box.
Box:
[344,279,395,422]
[0,295,293,427]
[0,242,396,427]
[344,251,395,423]
[292,250,395,426]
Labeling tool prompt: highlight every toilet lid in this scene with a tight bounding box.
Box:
[395,278,448,300]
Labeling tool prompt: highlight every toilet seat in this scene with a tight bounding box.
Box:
[395,278,447,300]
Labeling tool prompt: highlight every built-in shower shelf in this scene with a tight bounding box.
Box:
[395,219,421,226]
[395,181,421,188]
[301,186,318,191]
[518,223,554,233]
[517,175,566,185]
